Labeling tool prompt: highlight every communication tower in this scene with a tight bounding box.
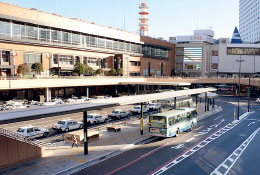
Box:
[139,2,149,36]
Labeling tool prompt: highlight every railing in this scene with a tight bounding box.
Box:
[0,128,49,148]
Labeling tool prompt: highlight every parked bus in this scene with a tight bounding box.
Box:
[148,108,197,137]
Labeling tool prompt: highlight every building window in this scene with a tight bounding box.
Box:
[51,29,62,43]
[26,25,38,40]
[90,36,97,47]
[97,37,105,48]
[39,27,50,42]
[72,33,80,45]
[53,54,58,64]
[130,61,140,66]
[23,53,42,63]
[59,55,73,65]
[2,50,10,63]
[0,20,11,36]
[113,41,119,50]
[62,31,71,44]
[106,39,112,49]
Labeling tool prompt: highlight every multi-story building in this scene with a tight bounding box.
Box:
[0,2,174,77]
[174,29,216,77]
[239,0,260,43]
[217,38,260,76]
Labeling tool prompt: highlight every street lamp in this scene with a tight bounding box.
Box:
[235,55,245,120]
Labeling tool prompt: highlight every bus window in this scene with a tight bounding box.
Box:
[168,117,175,126]
[150,116,166,124]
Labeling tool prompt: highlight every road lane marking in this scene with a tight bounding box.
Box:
[214,115,223,121]
[149,127,225,175]
[248,122,255,126]
[171,144,184,149]
[210,127,260,175]
[186,137,195,143]
[246,119,260,122]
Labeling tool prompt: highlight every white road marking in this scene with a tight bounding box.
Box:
[186,137,195,143]
[246,119,260,122]
[214,115,223,121]
[248,122,255,126]
[171,144,184,149]
[210,127,260,175]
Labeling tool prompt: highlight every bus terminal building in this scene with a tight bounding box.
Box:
[0,2,175,77]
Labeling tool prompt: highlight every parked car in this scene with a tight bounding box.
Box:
[131,105,148,114]
[44,98,64,106]
[4,102,27,110]
[148,103,161,111]
[87,114,108,125]
[12,98,28,104]
[52,119,83,132]
[256,98,260,104]
[16,126,49,139]
[108,109,130,120]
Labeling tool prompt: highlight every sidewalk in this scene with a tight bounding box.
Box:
[0,104,221,175]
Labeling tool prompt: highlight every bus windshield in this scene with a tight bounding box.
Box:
[149,116,166,124]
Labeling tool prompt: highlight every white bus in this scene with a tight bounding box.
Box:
[148,108,197,137]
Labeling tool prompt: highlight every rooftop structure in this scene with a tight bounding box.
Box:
[139,2,149,36]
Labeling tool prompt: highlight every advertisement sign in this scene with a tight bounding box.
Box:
[211,50,218,71]
[205,45,209,73]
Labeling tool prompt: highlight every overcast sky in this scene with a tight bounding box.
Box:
[1,0,239,39]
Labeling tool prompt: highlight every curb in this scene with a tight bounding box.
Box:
[232,111,253,124]
[54,136,158,175]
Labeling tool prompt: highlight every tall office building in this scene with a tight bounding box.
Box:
[239,0,260,43]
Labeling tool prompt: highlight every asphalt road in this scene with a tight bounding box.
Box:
[72,96,260,175]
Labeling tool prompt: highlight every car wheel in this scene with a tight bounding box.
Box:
[65,128,69,132]
[93,121,96,125]
[127,114,130,118]
[43,132,48,138]
[118,116,121,120]
[104,119,108,123]
[79,124,83,129]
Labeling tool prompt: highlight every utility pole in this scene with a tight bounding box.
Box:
[236,55,245,120]
[248,75,251,112]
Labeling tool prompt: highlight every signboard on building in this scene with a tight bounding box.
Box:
[177,35,214,44]
[211,50,218,71]
[227,47,260,55]
[205,45,209,73]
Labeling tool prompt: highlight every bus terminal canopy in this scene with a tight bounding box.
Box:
[198,92,218,99]
[0,88,216,124]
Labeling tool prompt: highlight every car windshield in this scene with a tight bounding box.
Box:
[149,104,155,106]
[87,115,93,119]
[17,128,25,132]
[58,121,65,125]
[134,107,140,109]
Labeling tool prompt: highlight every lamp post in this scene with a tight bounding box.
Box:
[235,55,245,120]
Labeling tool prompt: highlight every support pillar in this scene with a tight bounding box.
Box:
[140,102,144,135]
[207,98,210,111]
[196,95,198,112]
[174,97,177,109]
[205,92,207,112]
[128,84,130,96]
[83,111,88,155]
[45,87,51,102]
[86,87,89,98]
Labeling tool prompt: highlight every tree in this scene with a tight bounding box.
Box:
[85,66,95,76]
[96,68,104,75]
[109,68,117,76]
[117,68,123,76]
[73,62,86,75]
[17,64,30,76]
[31,62,44,75]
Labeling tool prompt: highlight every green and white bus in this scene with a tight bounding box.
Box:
[148,108,197,137]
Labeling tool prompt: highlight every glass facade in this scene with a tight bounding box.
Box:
[0,19,170,60]
[2,50,10,63]
[183,47,202,70]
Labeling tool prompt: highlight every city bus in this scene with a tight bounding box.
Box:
[148,108,197,137]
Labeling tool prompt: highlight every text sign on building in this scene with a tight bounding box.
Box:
[227,48,260,55]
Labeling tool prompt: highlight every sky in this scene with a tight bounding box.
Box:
[0,0,239,39]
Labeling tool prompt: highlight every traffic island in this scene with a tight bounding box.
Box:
[107,126,121,132]
[64,130,99,144]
